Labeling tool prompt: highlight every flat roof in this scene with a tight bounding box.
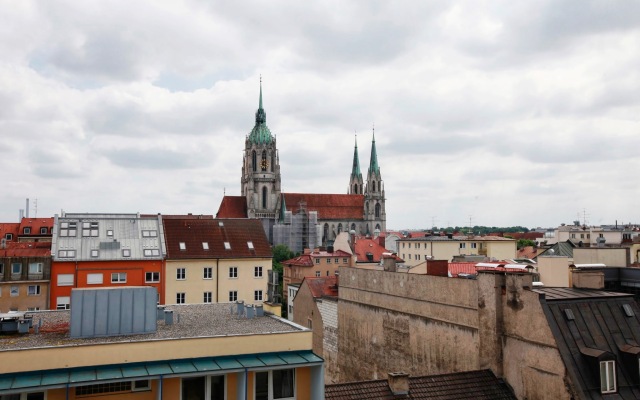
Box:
[532,287,632,301]
[0,303,303,352]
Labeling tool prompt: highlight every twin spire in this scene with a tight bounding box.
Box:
[351,126,380,180]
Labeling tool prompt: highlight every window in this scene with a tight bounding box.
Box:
[59,221,77,237]
[122,249,131,257]
[581,234,585,239]
[10,286,19,297]
[107,229,114,236]
[308,319,313,329]
[416,254,420,260]
[133,380,151,391]
[0,263,3,274]
[416,243,420,249]
[179,242,186,250]
[143,249,160,257]
[203,267,213,279]
[408,243,411,248]
[11,263,22,274]
[248,241,254,250]
[229,267,238,278]
[600,360,616,394]
[459,243,466,249]
[111,272,127,283]
[255,369,295,400]
[40,227,48,234]
[224,241,231,250]
[28,263,43,274]
[28,285,41,296]
[471,243,477,249]
[335,258,339,263]
[146,272,160,283]
[255,266,263,278]
[5,233,12,240]
[90,249,99,258]
[327,258,331,264]
[57,296,70,310]
[315,258,320,264]
[315,271,321,277]
[343,258,348,263]
[82,221,99,237]
[76,381,133,395]
[229,291,238,302]
[58,249,76,258]
[27,307,40,311]
[326,271,330,276]
[142,230,158,237]
[571,233,576,239]
[204,292,212,303]
[202,242,209,250]
[58,274,74,286]
[176,292,185,304]
[87,273,103,284]
[255,290,263,301]
[23,227,31,235]
[176,268,186,280]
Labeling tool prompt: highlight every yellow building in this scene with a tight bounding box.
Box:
[162,217,275,313]
[0,295,323,399]
[397,234,517,266]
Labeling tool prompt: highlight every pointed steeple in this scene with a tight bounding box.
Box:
[368,126,380,175]
[351,134,362,178]
[248,76,273,144]
[279,193,287,222]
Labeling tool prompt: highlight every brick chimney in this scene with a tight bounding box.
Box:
[388,372,409,395]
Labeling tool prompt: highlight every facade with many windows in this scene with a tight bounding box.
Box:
[50,213,166,309]
[163,217,273,310]
[0,241,51,311]
[397,235,517,266]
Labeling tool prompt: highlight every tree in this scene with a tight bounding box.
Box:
[517,239,536,249]
[271,244,294,317]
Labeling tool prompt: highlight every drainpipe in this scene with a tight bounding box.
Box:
[216,259,220,302]
[157,376,163,400]
[66,383,69,400]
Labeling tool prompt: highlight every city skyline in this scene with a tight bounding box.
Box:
[1,1,639,229]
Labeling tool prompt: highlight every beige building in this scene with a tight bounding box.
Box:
[396,235,516,266]
[0,291,324,399]
[162,217,275,312]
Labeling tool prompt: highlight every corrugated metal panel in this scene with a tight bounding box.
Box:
[70,287,157,338]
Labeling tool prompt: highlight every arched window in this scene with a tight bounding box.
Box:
[261,150,267,171]
[375,203,381,218]
[262,187,268,209]
[351,223,356,232]
[323,223,329,243]
[366,203,369,216]
[353,184,358,194]
[338,223,343,234]
[375,223,381,231]
[372,181,376,192]
[252,151,257,172]
[271,153,275,172]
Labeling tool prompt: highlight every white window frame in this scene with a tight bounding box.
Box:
[23,227,31,235]
[40,227,48,234]
[57,296,70,310]
[229,291,238,302]
[28,263,43,274]
[600,360,616,394]
[176,268,186,280]
[58,274,74,286]
[254,266,263,278]
[122,249,131,257]
[315,271,321,277]
[176,292,185,304]
[87,273,103,285]
[254,290,263,302]
[28,285,41,296]
[143,249,160,257]
[203,267,213,280]
[204,291,212,303]
[10,286,19,297]
[11,263,22,274]
[145,272,160,283]
[459,243,466,249]
[58,250,76,258]
[254,369,296,400]
[229,267,238,279]
[111,272,127,284]
[90,249,99,258]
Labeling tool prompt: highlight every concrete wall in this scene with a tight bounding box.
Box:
[292,282,324,356]
[573,247,630,267]
[337,266,479,381]
[537,256,570,287]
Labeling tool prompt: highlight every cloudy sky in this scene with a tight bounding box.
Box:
[1,1,639,230]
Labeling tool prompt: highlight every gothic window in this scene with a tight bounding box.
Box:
[338,223,343,234]
[366,202,369,216]
[261,150,267,171]
[376,223,381,230]
[271,153,275,172]
[353,184,358,194]
[252,151,257,172]
[262,187,268,209]
[372,181,376,191]
[323,223,329,243]
[375,203,381,218]
[351,223,356,232]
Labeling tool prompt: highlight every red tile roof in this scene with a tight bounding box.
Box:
[448,262,533,277]
[19,217,54,236]
[163,218,271,259]
[1,241,51,257]
[0,223,20,241]
[216,196,248,218]
[302,276,338,298]
[354,237,394,263]
[284,193,363,220]
[517,246,538,259]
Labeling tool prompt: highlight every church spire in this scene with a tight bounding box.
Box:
[368,125,380,175]
[351,134,362,179]
[248,77,272,144]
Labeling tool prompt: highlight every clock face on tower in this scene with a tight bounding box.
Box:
[260,159,269,171]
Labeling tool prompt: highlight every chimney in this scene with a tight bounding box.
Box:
[26,198,29,218]
[304,248,311,255]
[388,372,409,396]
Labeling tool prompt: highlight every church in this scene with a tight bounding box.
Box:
[216,82,386,253]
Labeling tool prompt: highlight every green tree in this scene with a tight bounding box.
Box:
[271,244,294,317]
[517,239,536,249]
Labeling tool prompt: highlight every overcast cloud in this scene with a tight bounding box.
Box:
[1,0,639,230]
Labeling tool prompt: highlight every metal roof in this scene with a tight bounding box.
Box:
[0,350,322,394]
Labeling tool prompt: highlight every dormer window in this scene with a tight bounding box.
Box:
[40,227,48,234]
[23,227,31,235]
[5,233,12,241]
[600,360,616,394]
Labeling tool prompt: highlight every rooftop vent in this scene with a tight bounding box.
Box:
[564,308,575,321]
[622,303,635,317]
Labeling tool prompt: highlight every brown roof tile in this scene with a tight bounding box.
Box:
[163,218,271,259]
[284,193,363,220]
[216,196,248,218]
[302,276,338,298]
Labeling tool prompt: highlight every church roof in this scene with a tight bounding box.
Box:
[351,136,361,179]
[283,193,364,220]
[216,196,248,218]
[247,80,274,145]
[368,130,380,175]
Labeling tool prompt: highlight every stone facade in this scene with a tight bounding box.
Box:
[317,297,339,384]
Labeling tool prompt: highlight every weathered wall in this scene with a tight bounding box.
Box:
[498,273,573,400]
[317,297,339,383]
[573,247,630,267]
[337,267,479,381]
[537,256,570,287]
[292,282,324,357]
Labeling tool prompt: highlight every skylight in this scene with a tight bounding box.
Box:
[224,242,231,250]
[248,241,254,250]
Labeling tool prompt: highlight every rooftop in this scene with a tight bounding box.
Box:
[532,287,631,301]
[400,235,515,242]
[0,303,303,352]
